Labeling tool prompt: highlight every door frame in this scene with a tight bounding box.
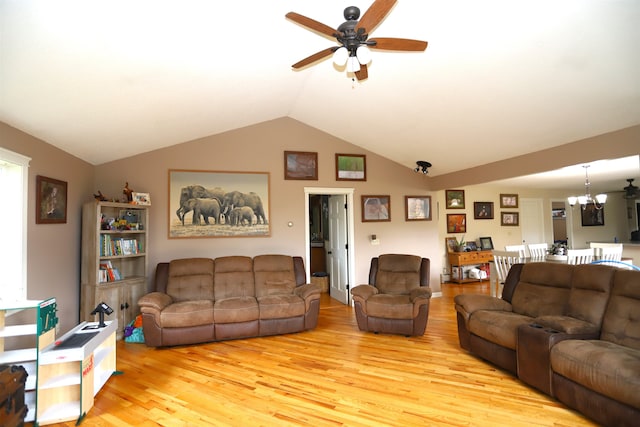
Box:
[304,187,356,304]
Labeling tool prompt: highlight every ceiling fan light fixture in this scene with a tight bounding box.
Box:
[333,47,349,66]
[356,45,372,64]
[346,56,361,72]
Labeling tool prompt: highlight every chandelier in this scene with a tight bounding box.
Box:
[567,165,607,209]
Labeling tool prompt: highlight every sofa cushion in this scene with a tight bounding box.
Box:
[551,339,640,409]
[565,264,615,328]
[166,258,214,302]
[214,256,255,300]
[601,269,640,350]
[253,255,297,298]
[258,295,305,319]
[511,263,572,317]
[468,311,534,349]
[375,254,422,295]
[160,300,214,328]
[534,315,599,335]
[366,294,415,319]
[214,297,259,324]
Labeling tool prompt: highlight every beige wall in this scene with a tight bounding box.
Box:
[1,122,94,334]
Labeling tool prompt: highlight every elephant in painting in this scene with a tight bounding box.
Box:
[184,198,222,225]
[176,185,225,225]
[222,191,267,225]
[229,206,255,226]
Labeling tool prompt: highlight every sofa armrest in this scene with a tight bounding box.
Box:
[533,315,600,335]
[410,286,432,302]
[350,284,378,300]
[294,282,321,300]
[138,292,173,311]
[454,294,513,314]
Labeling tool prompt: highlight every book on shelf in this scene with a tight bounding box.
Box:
[100,235,141,256]
[98,260,122,283]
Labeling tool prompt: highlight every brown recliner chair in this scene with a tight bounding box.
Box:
[351,254,432,336]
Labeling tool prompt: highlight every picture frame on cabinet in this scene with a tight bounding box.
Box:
[284,151,318,180]
[36,175,67,224]
[473,201,494,219]
[445,237,458,253]
[445,189,465,209]
[500,193,519,208]
[447,213,466,233]
[336,153,366,181]
[479,236,494,250]
[405,196,432,221]
[132,192,151,206]
[168,169,270,238]
[362,195,390,222]
[501,211,519,226]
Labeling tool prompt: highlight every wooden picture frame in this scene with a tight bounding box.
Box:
[405,196,432,221]
[36,175,67,224]
[501,211,519,226]
[132,192,151,206]
[361,195,390,222]
[500,193,519,208]
[336,153,366,181]
[168,169,270,238]
[445,237,458,253]
[479,236,494,250]
[473,201,494,219]
[284,151,318,180]
[581,204,605,226]
[446,213,466,233]
[445,189,465,209]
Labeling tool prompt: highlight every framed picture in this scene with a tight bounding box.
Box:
[467,241,478,251]
[446,213,466,233]
[36,175,67,224]
[445,189,465,209]
[132,192,151,205]
[479,236,494,250]
[405,196,432,221]
[336,153,366,181]
[168,169,270,238]
[284,151,318,180]
[500,193,519,208]
[445,237,458,253]
[473,201,494,219]
[501,211,519,226]
[361,195,390,222]
[581,204,605,226]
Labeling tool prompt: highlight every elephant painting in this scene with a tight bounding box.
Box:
[222,191,268,225]
[176,185,225,225]
[229,206,255,226]
[184,198,222,225]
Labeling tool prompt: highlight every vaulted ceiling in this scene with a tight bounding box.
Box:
[1,1,638,188]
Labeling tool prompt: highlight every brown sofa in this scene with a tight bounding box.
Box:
[351,254,431,336]
[455,262,640,427]
[138,255,321,347]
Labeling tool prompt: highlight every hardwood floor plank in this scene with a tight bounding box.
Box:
[36,284,597,426]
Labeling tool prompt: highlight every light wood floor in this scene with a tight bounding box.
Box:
[44,283,596,426]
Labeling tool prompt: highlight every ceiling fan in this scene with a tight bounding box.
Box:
[286,0,428,81]
[622,179,640,199]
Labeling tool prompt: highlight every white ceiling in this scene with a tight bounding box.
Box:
[1,1,639,189]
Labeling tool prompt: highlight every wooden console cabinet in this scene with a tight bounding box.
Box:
[448,251,493,283]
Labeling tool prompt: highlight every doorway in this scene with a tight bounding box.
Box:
[305,187,355,305]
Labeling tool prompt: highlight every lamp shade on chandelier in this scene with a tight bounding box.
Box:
[567,165,607,209]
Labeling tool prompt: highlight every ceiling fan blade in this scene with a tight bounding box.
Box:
[369,37,428,51]
[356,0,397,34]
[286,12,337,38]
[355,64,368,81]
[292,47,337,69]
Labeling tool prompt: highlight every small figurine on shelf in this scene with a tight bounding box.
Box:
[123,182,134,202]
[94,190,108,201]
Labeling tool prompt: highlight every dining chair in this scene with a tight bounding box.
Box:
[504,244,526,258]
[566,248,595,265]
[492,250,523,297]
[589,243,623,265]
[527,243,548,260]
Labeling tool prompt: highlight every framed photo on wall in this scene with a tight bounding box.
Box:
[361,195,390,222]
[405,196,432,221]
[473,201,494,219]
[500,193,519,208]
[336,153,366,181]
[445,189,465,209]
[284,151,318,180]
[501,211,519,226]
[446,213,466,233]
[36,175,67,224]
[581,203,605,226]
